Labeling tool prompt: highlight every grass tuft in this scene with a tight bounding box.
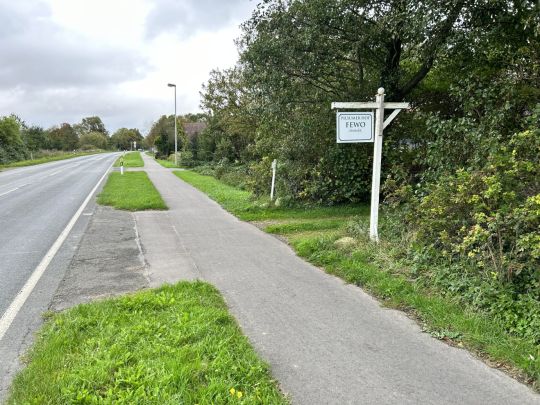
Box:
[97,172,167,211]
[7,282,287,404]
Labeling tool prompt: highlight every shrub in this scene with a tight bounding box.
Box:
[0,116,28,164]
[414,124,539,285]
[178,150,195,167]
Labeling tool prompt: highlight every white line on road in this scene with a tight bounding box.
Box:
[0,183,31,198]
[0,158,115,342]
[0,188,19,197]
[47,170,63,177]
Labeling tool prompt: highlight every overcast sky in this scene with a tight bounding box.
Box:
[0,0,256,134]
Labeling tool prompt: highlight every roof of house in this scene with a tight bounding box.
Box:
[182,122,207,139]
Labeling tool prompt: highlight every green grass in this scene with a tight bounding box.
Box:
[156,158,180,168]
[177,170,540,388]
[175,171,367,221]
[97,172,167,211]
[7,282,287,404]
[114,152,144,167]
[0,151,103,169]
[265,218,346,234]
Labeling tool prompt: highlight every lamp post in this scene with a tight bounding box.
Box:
[167,83,177,166]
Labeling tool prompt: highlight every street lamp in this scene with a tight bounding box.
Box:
[167,83,178,166]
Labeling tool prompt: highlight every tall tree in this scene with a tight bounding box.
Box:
[145,115,186,158]
[226,0,540,202]
[47,123,79,151]
[110,128,143,150]
[74,116,108,137]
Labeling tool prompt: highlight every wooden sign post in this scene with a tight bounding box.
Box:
[332,88,409,242]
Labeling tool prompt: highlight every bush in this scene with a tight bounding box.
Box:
[0,116,28,164]
[414,124,539,285]
[178,150,195,167]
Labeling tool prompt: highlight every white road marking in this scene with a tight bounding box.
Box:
[47,170,63,177]
[0,183,31,198]
[0,188,19,197]
[0,158,115,342]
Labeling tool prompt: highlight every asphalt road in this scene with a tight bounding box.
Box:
[0,153,116,315]
[0,153,118,398]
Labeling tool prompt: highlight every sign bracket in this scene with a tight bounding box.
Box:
[383,108,403,129]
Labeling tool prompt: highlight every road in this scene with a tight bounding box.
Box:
[0,152,118,397]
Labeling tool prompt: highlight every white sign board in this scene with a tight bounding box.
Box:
[336,112,374,143]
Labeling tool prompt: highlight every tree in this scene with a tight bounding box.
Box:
[110,128,143,150]
[47,123,79,151]
[154,124,172,158]
[79,131,108,150]
[200,68,257,163]
[73,116,108,137]
[21,126,49,151]
[146,115,186,158]
[222,0,540,202]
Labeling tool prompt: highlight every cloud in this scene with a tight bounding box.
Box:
[0,86,183,134]
[145,0,254,39]
[0,2,150,90]
[0,0,256,132]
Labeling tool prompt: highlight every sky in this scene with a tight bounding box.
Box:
[0,0,256,134]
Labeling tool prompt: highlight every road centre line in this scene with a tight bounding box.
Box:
[0,183,31,198]
[0,158,115,342]
[47,170,62,177]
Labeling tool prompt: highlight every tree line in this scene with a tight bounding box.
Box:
[0,115,143,164]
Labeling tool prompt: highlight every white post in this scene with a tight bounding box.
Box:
[167,83,178,166]
[370,88,385,242]
[173,87,177,166]
[270,159,277,200]
[121,161,124,175]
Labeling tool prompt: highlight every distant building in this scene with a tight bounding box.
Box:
[182,122,207,142]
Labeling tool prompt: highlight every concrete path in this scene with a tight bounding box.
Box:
[137,154,539,405]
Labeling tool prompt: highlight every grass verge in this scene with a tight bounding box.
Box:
[0,151,103,169]
[7,282,287,404]
[114,151,144,167]
[156,158,180,168]
[97,172,167,211]
[175,171,367,222]
[176,170,540,388]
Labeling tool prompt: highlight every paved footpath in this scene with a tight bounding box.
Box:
[137,154,539,405]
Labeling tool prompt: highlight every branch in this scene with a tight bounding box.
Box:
[396,1,466,99]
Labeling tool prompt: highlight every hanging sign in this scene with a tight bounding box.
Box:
[336,112,374,143]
